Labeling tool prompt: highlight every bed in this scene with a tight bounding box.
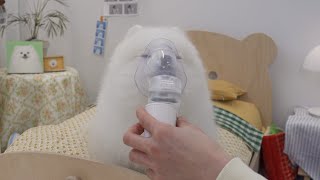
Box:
[0,31,277,179]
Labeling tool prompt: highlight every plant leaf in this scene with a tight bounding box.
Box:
[2,0,69,39]
[43,10,69,38]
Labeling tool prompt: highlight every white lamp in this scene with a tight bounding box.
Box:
[303,45,320,116]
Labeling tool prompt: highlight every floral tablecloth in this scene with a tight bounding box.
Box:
[0,67,88,152]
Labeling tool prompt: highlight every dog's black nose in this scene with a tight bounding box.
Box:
[23,54,28,59]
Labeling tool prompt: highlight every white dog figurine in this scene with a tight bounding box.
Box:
[9,45,43,74]
[88,25,216,172]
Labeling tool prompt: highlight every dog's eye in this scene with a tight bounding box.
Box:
[20,52,23,54]
[27,52,30,54]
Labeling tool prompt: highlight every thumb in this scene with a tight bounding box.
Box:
[176,117,191,127]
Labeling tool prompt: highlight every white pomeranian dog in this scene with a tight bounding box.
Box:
[88,25,216,172]
[9,45,42,73]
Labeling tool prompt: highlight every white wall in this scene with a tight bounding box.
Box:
[17,0,320,128]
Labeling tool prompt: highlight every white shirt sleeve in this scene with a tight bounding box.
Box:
[217,158,266,180]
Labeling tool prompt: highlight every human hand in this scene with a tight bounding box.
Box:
[123,108,231,180]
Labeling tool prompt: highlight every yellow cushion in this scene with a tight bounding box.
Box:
[213,100,263,131]
[208,80,246,101]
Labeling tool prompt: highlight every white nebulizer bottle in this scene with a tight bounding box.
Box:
[135,39,187,138]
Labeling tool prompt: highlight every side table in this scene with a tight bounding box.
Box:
[284,107,319,180]
[0,67,87,152]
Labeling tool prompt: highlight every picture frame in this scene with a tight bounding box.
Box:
[103,0,139,17]
[6,41,44,74]
[93,20,107,56]
[44,56,65,72]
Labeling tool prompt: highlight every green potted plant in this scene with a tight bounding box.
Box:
[0,0,69,56]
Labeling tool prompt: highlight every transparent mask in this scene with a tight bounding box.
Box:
[135,39,187,109]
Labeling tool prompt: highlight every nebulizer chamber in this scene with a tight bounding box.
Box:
[135,39,187,137]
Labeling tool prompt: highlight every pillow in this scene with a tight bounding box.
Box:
[208,80,246,101]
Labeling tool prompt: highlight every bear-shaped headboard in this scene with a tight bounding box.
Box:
[188,31,277,128]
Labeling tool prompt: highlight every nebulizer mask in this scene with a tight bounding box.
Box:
[135,39,187,137]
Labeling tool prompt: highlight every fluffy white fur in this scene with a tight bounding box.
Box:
[88,26,216,172]
[10,45,42,73]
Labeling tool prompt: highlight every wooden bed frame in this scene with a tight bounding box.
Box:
[188,31,277,128]
[188,31,277,172]
[0,31,277,179]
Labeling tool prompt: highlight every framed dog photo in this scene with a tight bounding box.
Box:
[6,41,44,74]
